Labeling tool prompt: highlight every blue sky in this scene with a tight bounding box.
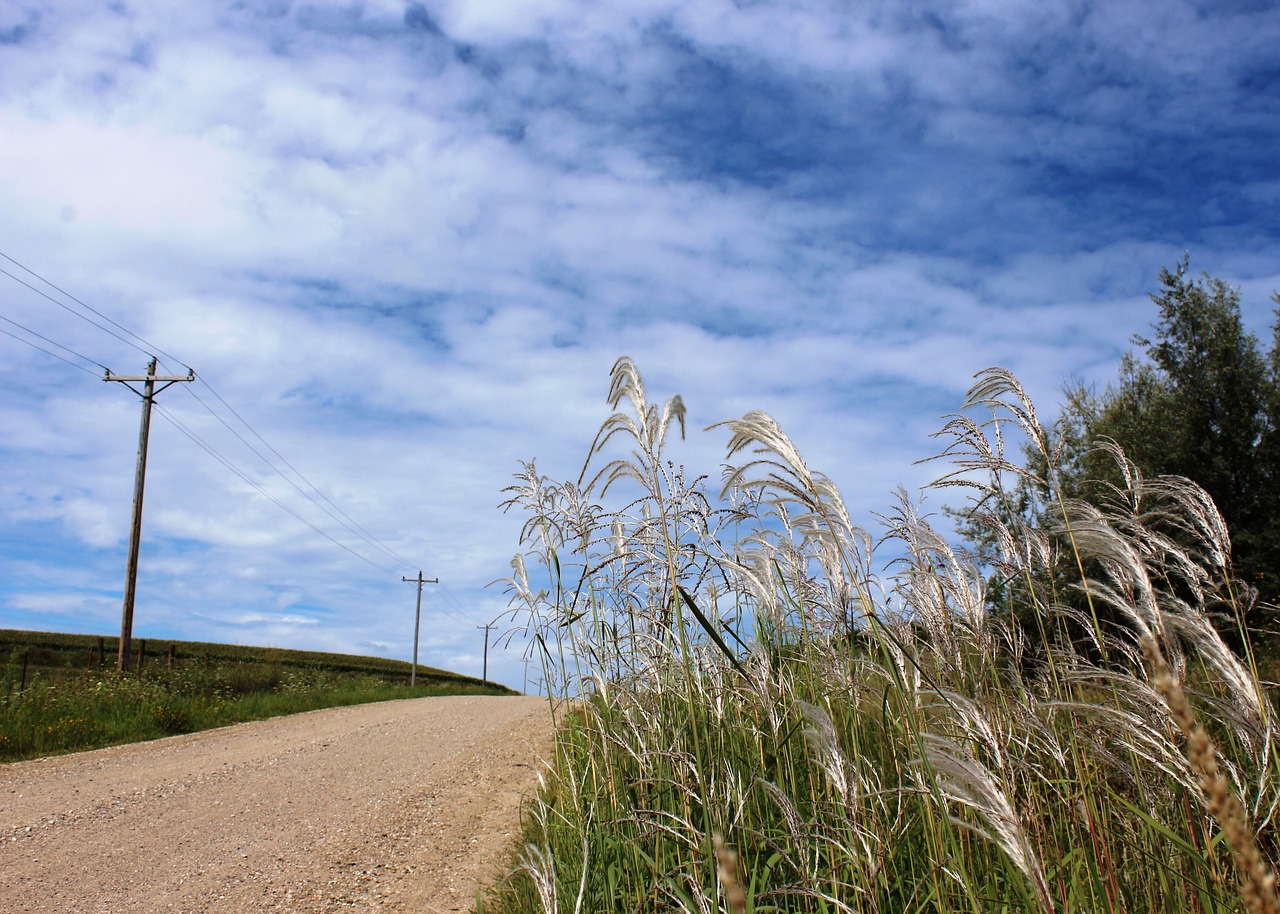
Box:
[1,0,1277,692]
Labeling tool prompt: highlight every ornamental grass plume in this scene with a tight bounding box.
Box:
[488,359,1280,914]
[1141,635,1280,914]
[920,731,1055,914]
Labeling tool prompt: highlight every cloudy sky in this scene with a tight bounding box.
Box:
[1,0,1277,692]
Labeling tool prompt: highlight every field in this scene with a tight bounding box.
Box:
[0,628,514,762]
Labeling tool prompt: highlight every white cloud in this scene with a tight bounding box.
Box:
[227,612,319,627]
[9,590,114,617]
[0,0,1276,692]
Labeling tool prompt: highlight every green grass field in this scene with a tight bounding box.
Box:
[0,628,516,762]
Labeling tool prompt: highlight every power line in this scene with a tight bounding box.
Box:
[184,378,404,558]
[416,584,492,633]
[0,250,190,369]
[0,265,163,366]
[0,333,410,577]
[0,319,104,377]
[0,307,109,372]
[423,596,475,629]
[0,251,418,581]
[160,391,421,577]
[172,371,417,571]
[150,401,403,576]
[435,581,486,625]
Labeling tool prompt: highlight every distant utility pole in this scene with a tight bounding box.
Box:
[477,623,496,684]
[105,357,195,673]
[402,571,438,686]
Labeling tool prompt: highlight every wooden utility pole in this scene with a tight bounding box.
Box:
[105,358,195,672]
[477,623,495,684]
[402,571,438,686]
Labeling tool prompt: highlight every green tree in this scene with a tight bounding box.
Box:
[1027,259,1280,630]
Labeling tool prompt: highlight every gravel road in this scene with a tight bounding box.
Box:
[0,695,554,914]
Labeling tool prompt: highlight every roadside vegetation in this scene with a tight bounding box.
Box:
[482,335,1280,911]
[0,630,512,762]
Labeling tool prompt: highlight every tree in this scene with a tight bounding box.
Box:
[1029,259,1280,629]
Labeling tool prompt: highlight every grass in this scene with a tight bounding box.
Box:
[0,630,514,762]
[479,358,1280,914]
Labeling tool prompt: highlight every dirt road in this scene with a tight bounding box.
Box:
[0,695,554,914]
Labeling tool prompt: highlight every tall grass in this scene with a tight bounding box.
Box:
[482,358,1279,914]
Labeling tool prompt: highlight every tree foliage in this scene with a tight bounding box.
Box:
[1019,259,1280,635]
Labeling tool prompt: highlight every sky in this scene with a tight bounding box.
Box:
[1,0,1277,693]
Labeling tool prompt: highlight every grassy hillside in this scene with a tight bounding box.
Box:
[1,628,516,762]
[0,628,496,687]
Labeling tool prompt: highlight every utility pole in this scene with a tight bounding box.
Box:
[402,571,438,686]
[105,357,195,673]
[477,623,496,684]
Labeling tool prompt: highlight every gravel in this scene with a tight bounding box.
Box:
[0,695,554,914]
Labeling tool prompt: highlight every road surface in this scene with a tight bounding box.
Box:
[0,695,554,914]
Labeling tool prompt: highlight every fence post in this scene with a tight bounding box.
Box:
[20,650,29,692]
[167,643,175,671]
[136,639,146,674]
[97,637,106,673]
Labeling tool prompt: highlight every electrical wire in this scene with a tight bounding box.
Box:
[0,335,415,581]
[0,265,165,368]
[5,260,525,676]
[164,369,417,571]
[425,594,482,629]
[0,251,190,370]
[435,581,489,625]
[150,401,402,576]
[171,369,419,571]
[0,310,107,376]
[0,251,420,582]
[396,577,482,629]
